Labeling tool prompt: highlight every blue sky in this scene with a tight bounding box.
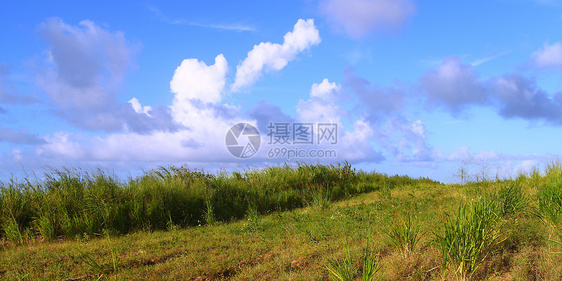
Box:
[2,0,562,182]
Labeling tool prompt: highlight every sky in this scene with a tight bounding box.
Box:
[1,0,562,183]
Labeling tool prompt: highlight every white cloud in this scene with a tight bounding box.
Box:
[320,0,415,39]
[531,42,562,69]
[22,17,399,175]
[129,98,152,116]
[231,19,320,92]
[337,119,384,162]
[296,79,345,123]
[170,54,228,109]
[310,78,340,99]
[38,132,87,160]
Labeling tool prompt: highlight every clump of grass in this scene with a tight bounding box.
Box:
[242,206,262,233]
[495,183,527,217]
[309,190,331,210]
[537,178,562,245]
[326,238,382,281]
[326,246,355,281]
[203,199,216,226]
[34,215,55,241]
[3,216,23,245]
[385,212,422,258]
[437,199,504,280]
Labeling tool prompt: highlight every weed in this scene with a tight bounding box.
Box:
[385,212,422,258]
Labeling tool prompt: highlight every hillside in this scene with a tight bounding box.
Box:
[1,163,562,280]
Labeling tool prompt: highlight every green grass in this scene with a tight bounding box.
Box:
[385,211,422,259]
[0,162,435,240]
[1,162,562,280]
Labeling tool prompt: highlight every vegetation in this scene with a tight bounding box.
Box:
[1,162,562,280]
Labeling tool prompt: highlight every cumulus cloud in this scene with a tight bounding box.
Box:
[36,18,178,133]
[231,19,320,92]
[337,119,385,162]
[0,126,46,145]
[129,98,152,115]
[320,0,415,39]
[296,78,346,123]
[419,57,489,114]
[22,17,390,173]
[491,75,562,124]
[170,55,228,107]
[531,42,562,70]
[417,56,562,125]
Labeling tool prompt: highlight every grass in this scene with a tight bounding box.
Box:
[1,162,562,279]
[437,199,503,280]
[0,162,433,240]
[385,211,422,258]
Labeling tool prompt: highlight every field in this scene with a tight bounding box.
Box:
[1,162,562,280]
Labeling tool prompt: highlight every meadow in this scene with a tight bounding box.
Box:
[1,162,562,280]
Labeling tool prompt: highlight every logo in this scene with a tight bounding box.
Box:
[225,123,261,158]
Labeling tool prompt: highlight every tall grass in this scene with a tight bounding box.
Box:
[0,163,441,241]
[537,162,562,245]
[437,198,504,280]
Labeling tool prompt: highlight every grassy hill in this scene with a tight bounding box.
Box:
[1,163,562,280]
